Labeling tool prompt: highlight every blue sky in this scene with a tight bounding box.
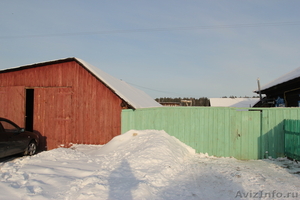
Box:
[1,1,300,98]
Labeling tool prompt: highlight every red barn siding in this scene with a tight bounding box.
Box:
[72,63,122,145]
[0,86,25,127]
[34,87,73,150]
[0,60,123,150]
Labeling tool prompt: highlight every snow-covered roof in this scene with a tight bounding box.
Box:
[0,57,162,109]
[258,66,300,92]
[75,58,161,109]
[210,98,259,108]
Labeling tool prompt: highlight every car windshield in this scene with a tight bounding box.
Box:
[0,121,19,133]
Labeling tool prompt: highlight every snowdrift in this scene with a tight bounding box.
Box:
[0,130,195,199]
[0,130,299,200]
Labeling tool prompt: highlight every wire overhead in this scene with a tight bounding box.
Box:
[126,81,184,96]
[1,21,300,39]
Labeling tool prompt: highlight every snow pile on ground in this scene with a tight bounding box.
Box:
[0,130,300,200]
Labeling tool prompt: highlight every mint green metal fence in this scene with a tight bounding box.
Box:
[260,108,300,159]
[284,119,300,161]
[122,107,300,160]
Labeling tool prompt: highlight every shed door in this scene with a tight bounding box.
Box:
[34,87,73,150]
[0,86,25,127]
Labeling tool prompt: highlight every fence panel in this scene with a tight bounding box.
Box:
[260,108,300,158]
[284,119,300,161]
[122,107,261,160]
[122,107,300,160]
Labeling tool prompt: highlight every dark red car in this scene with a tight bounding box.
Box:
[0,117,39,158]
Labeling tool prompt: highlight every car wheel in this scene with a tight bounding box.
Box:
[24,141,37,156]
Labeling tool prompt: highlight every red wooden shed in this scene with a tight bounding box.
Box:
[0,58,161,150]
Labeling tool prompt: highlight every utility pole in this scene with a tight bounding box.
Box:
[257,78,263,102]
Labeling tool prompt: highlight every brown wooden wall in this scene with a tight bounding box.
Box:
[0,61,122,150]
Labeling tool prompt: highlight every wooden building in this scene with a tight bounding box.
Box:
[0,58,161,150]
[254,67,300,107]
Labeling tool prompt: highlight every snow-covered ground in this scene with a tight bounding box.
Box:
[0,130,300,200]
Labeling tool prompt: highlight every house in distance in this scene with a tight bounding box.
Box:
[0,57,161,150]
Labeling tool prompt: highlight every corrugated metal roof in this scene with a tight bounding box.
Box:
[0,57,162,109]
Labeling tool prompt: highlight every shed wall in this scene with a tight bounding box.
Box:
[0,61,122,150]
[0,86,25,126]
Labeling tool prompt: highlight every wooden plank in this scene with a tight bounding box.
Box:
[73,62,122,145]
[0,86,25,127]
[34,87,73,150]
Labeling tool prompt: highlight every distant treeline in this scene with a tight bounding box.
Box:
[155,97,210,106]
[221,96,260,98]
[155,96,260,106]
